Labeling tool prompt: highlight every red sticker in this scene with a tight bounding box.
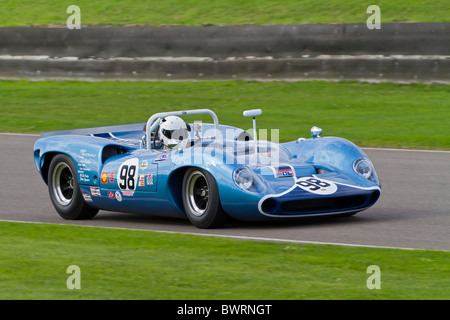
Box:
[101,172,108,183]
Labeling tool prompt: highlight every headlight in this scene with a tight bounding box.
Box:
[233,167,266,193]
[234,168,254,190]
[353,158,379,185]
[353,159,372,179]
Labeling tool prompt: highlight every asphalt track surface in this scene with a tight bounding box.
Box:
[1,133,449,251]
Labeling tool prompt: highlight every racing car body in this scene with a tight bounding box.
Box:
[33,109,381,228]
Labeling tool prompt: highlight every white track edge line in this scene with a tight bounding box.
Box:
[0,132,40,137]
[362,147,450,153]
[1,219,447,252]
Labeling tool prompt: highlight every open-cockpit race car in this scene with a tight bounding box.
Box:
[34,109,381,228]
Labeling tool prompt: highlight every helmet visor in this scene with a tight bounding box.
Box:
[162,128,189,141]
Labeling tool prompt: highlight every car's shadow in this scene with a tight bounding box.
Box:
[89,206,402,231]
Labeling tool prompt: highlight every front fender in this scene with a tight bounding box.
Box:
[165,146,260,219]
[282,137,381,188]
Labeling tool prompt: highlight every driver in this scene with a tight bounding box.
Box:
[158,116,191,149]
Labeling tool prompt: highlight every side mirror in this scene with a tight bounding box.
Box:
[243,109,262,117]
[243,109,262,152]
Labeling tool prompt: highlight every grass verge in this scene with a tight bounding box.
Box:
[2,0,449,27]
[1,80,449,150]
[0,221,449,299]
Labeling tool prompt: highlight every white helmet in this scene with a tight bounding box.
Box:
[158,116,191,149]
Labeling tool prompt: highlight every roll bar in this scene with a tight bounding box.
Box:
[145,109,219,150]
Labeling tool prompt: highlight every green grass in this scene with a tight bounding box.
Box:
[1,80,449,150]
[1,0,449,27]
[0,221,449,299]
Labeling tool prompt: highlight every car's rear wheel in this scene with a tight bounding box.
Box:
[182,168,227,228]
[48,154,98,220]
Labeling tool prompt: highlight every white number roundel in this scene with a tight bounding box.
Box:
[117,158,139,191]
[295,177,337,195]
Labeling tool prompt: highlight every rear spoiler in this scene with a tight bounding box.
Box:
[40,123,146,138]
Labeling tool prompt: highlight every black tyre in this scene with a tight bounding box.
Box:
[48,154,98,220]
[182,168,227,228]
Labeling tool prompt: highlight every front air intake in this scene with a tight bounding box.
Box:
[281,195,367,213]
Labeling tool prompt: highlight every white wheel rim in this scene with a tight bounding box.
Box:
[186,170,209,217]
[52,162,74,206]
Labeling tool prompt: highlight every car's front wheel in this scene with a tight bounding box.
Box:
[48,154,98,220]
[182,168,227,228]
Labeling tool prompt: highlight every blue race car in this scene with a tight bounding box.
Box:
[33,109,381,228]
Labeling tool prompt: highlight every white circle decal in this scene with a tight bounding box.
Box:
[117,158,139,191]
[295,177,337,195]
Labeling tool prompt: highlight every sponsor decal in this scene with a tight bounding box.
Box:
[138,175,145,187]
[109,172,115,183]
[90,186,101,197]
[146,174,153,185]
[277,167,293,177]
[79,172,90,183]
[82,193,92,202]
[155,153,170,162]
[122,190,134,197]
[101,171,108,183]
[108,191,115,199]
[140,160,148,170]
[115,191,122,202]
[80,149,96,158]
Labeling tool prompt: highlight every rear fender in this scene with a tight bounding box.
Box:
[34,135,130,185]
